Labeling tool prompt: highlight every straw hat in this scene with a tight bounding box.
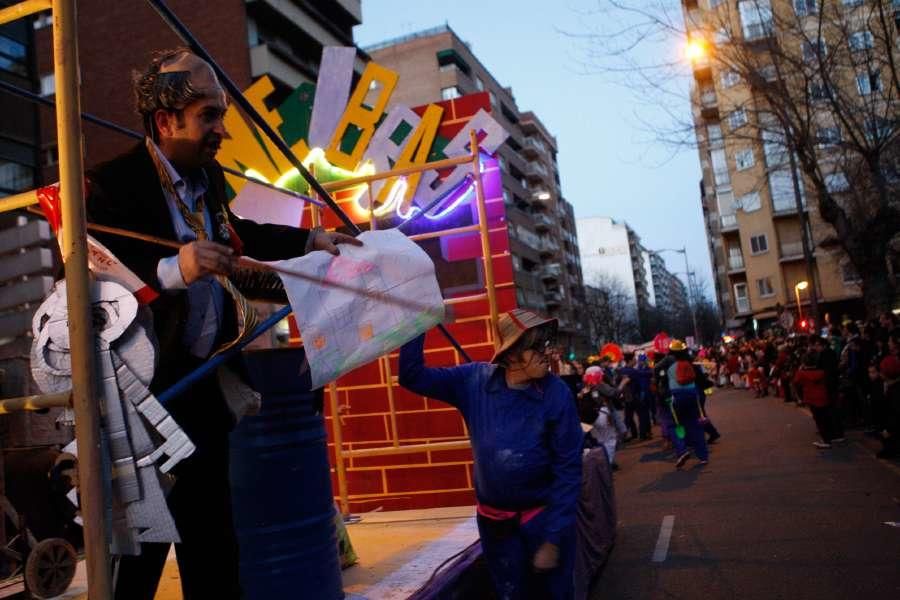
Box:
[490,309,558,364]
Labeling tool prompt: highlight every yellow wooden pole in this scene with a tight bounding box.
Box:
[0,391,70,414]
[53,0,112,596]
[0,189,38,214]
[469,130,500,349]
[0,0,51,27]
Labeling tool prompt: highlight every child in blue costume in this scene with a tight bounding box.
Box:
[399,309,583,599]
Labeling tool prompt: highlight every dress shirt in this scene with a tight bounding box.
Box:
[152,142,224,358]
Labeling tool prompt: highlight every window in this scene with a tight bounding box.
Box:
[734,283,750,313]
[0,35,28,77]
[739,0,773,40]
[439,63,457,73]
[849,30,874,51]
[738,191,761,212]
[441,86,461,100]
[488,90,497,107]
[841,262,862,284]
[710,148,730,186]
[474,76,484,91]
[808,79,829,101]
[825,172,850,193]
[721,70,740,88]
[758,65,777,82]
[735,148,755,171]
[39,73,54,97]
[856,71,882,95]
[756,277,775,297]
[707,124,724,148]
[801,40,827,63]
[816,127,841,147]
[713,28,730,45]
[793,0,817,16]
[749,233,769,254]
[865,116,891,142]
[769,169,805,212]
[728,109,748,130]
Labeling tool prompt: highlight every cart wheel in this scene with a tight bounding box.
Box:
[24,538,77,599]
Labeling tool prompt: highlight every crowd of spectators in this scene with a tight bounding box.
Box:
[703,311,900,457]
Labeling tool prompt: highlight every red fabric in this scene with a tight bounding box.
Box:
[726,355,740,372]
[880,355,900,380]
[793,368,829,407]
[675,360,695,385]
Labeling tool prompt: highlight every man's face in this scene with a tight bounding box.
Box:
[155,58,227,169]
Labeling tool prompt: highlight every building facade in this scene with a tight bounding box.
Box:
[32,0,364,183]
[366,25,588,353]
[682,0,877,331]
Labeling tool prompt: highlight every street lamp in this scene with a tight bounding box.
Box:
[795,280,808,329]
[651,247,700,345]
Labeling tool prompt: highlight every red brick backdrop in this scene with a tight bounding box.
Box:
[295,94,516,511]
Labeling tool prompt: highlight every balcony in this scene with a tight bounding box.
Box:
[545,291,562,305]
[522,137,545,159]
[526,161,549,181]
[533,212,554,231]
[772,196,807,217]
[700,88,719,120]
[541,263,562,280]
[727,255,745,272]
[720,214,738,231]
[539,236,560,256]
[779,241,805,261]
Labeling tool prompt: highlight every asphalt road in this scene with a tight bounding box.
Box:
[592,388,900,600]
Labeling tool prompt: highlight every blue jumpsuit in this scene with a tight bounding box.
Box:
[399,335,583,599]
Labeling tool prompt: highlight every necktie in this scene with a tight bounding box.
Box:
[146,139,258,356]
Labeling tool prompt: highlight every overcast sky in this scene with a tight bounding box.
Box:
[354,0,713,291]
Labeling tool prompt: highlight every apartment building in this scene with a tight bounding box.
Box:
[682,0,882,330]
[576,216,653,320]
[32,0,365,181]
[648,251,690,315]
[367,25,588,351]
[0,1,366,394]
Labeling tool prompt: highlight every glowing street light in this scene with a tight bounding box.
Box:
[685,38,709,62]
[795,281,809,328]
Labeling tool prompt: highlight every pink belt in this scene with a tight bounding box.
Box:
[477,502,545,525]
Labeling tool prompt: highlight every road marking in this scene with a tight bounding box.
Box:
[651,515,675,563]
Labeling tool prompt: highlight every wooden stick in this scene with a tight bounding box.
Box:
[27,206,447,315]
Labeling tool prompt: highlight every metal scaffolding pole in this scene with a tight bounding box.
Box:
[52,0,112,596]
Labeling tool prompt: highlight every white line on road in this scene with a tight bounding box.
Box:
[652,515,675,563]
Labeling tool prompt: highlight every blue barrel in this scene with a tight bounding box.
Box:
[230,348,343,600]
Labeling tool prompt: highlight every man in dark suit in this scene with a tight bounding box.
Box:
[86,49,359,600]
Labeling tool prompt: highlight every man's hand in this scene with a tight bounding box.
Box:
[312,230,362,255]
[178,240,235,285]
[532,541,559,571]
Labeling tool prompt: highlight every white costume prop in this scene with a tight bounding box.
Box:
[31,280,194,555]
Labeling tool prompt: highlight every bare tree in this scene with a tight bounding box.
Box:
[569,0,899,313]
[584,275,641,345]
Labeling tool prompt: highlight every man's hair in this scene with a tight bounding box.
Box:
[133,48,206,140]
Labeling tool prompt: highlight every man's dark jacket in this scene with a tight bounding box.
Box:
[85,143,310,395]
